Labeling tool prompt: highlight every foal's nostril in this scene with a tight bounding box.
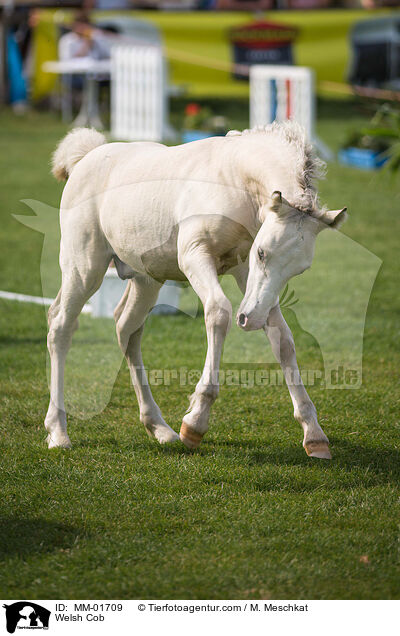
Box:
[238,313,248,327]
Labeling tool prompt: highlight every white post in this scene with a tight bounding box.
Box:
[111,44,166,142]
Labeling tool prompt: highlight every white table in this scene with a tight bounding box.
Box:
[43,59,111,129]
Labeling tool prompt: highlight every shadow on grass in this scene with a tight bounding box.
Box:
[213,438,400,478]
[0,336,45,346]
[144,435,400,487]
[0,517,83,560]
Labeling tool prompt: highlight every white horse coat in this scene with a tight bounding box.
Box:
[46,122,347,458]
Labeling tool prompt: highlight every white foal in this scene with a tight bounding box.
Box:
[45,122,347,459]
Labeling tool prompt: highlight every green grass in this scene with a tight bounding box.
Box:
[0,102,399,599]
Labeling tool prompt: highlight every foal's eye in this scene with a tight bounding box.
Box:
[258,247,265,262]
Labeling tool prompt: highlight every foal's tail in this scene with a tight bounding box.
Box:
[51,127,106,181]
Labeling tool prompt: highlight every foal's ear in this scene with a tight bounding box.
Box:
[271,190,291,214]
[318,207,348,229]
[271,190,282,204]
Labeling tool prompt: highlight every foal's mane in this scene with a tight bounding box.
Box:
[227,121,327,217]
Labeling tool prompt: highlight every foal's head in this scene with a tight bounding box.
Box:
[237,191,347,331]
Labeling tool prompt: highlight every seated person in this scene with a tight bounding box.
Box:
[59,12,115,64]
[59,12,94,64]
[58,11,122,123]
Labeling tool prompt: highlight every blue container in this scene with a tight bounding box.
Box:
[182,130,214,143]
[338,147,388,170]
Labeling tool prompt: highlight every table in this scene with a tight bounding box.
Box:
[43,58,111,129]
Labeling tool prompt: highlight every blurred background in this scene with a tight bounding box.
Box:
[1,0,400,137]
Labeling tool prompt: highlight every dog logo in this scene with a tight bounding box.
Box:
[3,602,50,633]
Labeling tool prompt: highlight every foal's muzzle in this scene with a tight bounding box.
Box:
[236,307,270,331]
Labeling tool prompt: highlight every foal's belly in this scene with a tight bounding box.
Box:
[99,191,183,281]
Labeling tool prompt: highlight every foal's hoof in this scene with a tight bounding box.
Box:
[149,426,180,444]
[180,422,205,450]
[144,421,180,444]
[46,433,72,449]
[305,441,331,460]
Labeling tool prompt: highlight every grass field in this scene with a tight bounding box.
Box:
[0,101,399,600]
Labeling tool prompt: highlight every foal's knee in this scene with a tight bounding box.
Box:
[47,313,77,353]
[204,294,232,334]
[47,301,59,328]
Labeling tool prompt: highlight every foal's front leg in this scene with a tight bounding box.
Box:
[178,249,232,449]
[232,265,330,459]
[264,305,331,459]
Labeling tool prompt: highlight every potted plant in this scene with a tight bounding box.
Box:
[338,129,389,170]
[338,103,400,171]
[362,104,400,173]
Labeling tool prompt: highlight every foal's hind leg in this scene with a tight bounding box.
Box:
[114,276,179,444]
[45,258,109,448]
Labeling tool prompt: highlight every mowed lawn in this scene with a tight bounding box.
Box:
[0,102,399,600]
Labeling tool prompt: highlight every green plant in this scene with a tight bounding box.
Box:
[342,129,389,154]
[183,102,229,133]
[183,102,213,130]
[361,104,400,172]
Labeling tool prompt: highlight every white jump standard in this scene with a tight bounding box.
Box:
[250,65,332,160]
[250,65,314,139]
[45,124,347,459]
